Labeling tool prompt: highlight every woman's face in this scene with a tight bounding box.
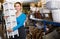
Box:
[15,4,21,11]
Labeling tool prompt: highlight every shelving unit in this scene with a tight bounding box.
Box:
[30,17,60,39]
[30,18,60,29]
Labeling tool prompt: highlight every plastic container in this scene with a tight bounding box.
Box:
[52,9,60,23]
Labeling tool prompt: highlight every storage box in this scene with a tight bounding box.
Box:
[3,2,14,10]
[3,2,19,38]
[46,0,60,10]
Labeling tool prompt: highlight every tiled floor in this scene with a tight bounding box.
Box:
[45,30,60,39]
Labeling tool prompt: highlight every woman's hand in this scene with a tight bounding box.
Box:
[3,16,9,19]
[7,27,13,33]
[46,28,49,31]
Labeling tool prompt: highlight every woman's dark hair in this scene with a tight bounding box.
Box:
[14,2,22,7]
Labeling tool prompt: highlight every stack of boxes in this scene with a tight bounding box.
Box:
[3,2,19,38]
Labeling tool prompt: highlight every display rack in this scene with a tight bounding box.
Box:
[30,18,60,30]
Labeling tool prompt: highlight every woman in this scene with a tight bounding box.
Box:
[7,2,27,39]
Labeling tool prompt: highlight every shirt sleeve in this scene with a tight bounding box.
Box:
[13,14,26,31]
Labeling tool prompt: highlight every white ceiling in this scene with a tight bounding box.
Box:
[5,0,39,3]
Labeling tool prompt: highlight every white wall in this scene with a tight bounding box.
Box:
[46,0,51,2]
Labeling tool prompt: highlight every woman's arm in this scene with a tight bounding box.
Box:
[13,14,26,31]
